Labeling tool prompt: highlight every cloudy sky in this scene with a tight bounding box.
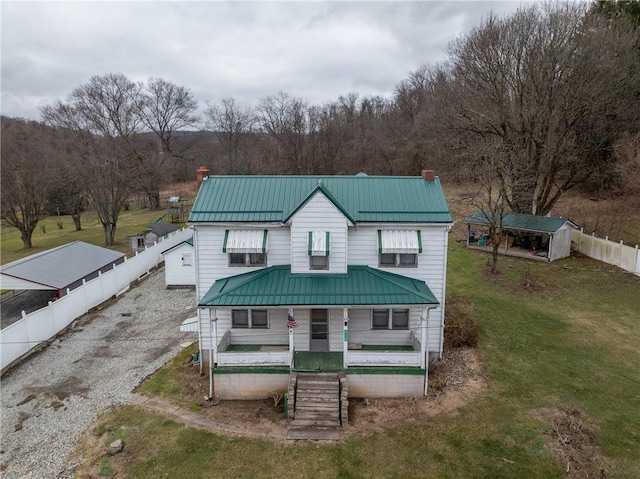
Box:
[2,1,528,121]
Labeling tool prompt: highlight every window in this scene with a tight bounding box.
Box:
[232,309,269,329]
[372,309,389,330]
[310,255,329,270]
[378,230,421,267]
[181,253,192,266]
[371,309,410,330]
[229,253,267,267]
[308,231,330,270]
[392,309,409,329]
[224,230,268,267]
[232,310,249,328]
[379,253,417,268]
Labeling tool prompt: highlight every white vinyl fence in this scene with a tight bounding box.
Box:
[571,228,640,276]
[1,227,192,372]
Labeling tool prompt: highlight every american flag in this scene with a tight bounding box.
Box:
[287,313,299,328]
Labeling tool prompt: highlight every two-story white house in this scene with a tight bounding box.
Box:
[190,171,453,400]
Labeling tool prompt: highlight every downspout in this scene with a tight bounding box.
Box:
[439,225,451,359]
[193,226,203,374]
[422,308,430,396]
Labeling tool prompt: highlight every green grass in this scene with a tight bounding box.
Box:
[82,243,640,478]
[1,204,185,265]
[136,344,198,400]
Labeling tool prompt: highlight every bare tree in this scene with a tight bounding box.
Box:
[0,118,53,248]
[258,92,311,174]
[426,3,638,214]
[138,78,199,208]
[205,97,257,174]
[42,73,148,245]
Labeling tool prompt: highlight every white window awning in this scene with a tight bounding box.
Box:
[223,230,268,254]
[308,231,331,256]
[378,230,422,254]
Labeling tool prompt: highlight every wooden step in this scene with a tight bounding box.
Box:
[286,428,345,441]
[289,419,341,428]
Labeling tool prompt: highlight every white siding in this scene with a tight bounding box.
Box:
[290,193,348,274]
[347,225,448,353]
[195,225,290,302]
[163,244,195,287]
[550,225,573,261]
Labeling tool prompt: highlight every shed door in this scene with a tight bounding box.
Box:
[310,309,329,351]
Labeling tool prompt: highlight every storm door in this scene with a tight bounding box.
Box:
[310,309,329,351]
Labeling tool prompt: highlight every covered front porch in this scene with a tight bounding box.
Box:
[198,265,439,372]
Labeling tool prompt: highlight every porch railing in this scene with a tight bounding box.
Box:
[346,331,422,367]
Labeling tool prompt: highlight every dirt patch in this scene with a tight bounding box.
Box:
[16,394,36,406]
[533,406,612,479]
[347,348,486,435]
[49,400,66,411]
[14,412,30,432]
[146,344,174,361]
[138,347,487,440]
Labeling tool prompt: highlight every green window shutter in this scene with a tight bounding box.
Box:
[417,230,422,254]
[308,231,313,256]
[222,230,229,253]
[326,231,330,256]
[262,230,268,254]
[377,230,382,254]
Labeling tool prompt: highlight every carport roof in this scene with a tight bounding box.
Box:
[463,210,578,234]
[0,241,125,291]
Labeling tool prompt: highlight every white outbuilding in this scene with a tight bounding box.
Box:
[161,237,195,288]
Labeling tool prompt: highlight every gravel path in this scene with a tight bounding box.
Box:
[0,269,196,479]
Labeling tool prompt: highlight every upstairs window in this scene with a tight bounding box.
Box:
[223,230,268,267]
[232,309,269,329]
[378,230,421,268]
[308,231,330,270]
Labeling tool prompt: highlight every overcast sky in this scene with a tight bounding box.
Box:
[1,1,529,121]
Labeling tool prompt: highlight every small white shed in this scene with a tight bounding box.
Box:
[161,237,195,288]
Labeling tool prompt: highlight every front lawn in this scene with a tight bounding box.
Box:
[76,243,640,478]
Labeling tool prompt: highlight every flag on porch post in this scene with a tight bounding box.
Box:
[287,309,299,328]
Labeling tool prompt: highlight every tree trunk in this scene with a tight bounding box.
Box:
[21,232,33,249]
[147,190,161,210]
[491,240,500,274]
[102,222,117,246]
[72,212,82,231]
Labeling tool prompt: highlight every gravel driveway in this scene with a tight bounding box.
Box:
[0,268,196,478]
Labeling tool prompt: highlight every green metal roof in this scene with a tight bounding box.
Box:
[160,237,193,255]
[189,175,452,224]
[463,210,577,234]
[198,265,439,307]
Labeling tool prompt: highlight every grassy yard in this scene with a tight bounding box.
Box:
[77,243,639,478]
[0,205,185,265]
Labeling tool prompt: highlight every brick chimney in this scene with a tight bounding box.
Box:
[421,169,435,182]
[196,166,210,188]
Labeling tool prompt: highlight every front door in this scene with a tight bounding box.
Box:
[310,309,329,351]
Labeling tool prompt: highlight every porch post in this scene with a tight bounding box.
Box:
[422,308,429,395]
[288,308,294,369]
[209,310,217,400]
[420,308,428,369]
[342,308,349,369]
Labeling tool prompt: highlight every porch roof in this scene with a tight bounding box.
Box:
[199,265,439,307]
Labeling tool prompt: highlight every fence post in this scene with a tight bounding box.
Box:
[82,280,87,313]
[591,232,595,258]
[619,240,624,268]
